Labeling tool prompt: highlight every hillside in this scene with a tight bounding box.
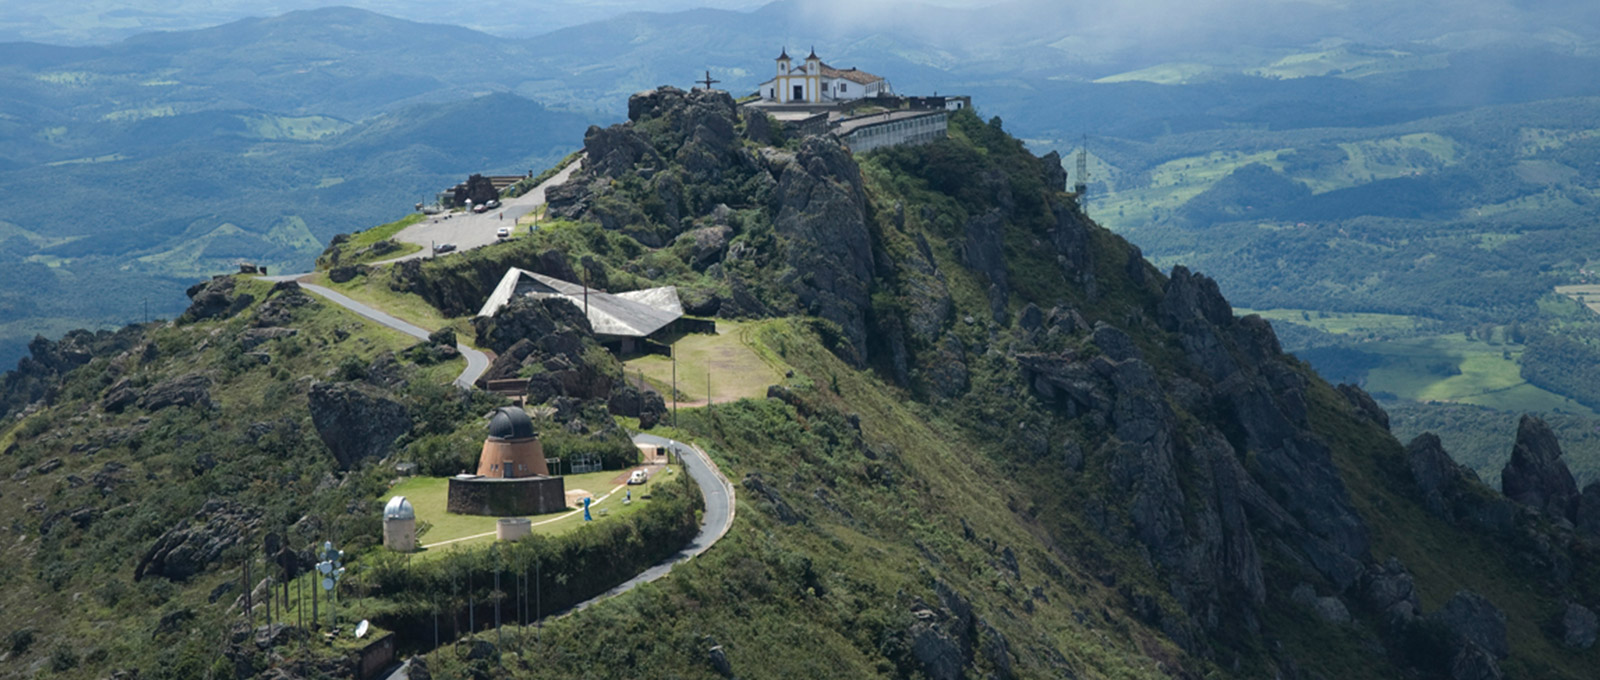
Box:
[7,87,1600,679]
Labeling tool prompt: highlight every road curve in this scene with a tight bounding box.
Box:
[374,157,585,266]
[259,275,489,389]
[560,433,736,615]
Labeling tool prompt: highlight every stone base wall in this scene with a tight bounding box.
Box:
[447,476,567,516]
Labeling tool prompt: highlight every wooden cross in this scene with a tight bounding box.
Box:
[697,70,720,90]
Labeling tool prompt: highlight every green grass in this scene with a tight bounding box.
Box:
[306,271,479,346]
[1236,307,1423,336]
[622,320,789,404]
[320,214,426,267]
[1355,334,1595,415]
[383,466,677,555]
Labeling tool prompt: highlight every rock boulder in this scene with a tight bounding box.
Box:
[1501,415,1580,521]
[307,381,412,469]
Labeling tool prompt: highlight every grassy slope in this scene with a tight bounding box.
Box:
[0,276,476,676]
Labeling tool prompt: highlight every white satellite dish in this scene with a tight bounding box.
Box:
[318,562,332,575]
[355,620,370,639]
[322,577,335,591]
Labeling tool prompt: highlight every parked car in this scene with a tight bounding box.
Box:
[485,199,501,209]
[496,227,511,239]
[628,470,647,485]
[433,243,456,253]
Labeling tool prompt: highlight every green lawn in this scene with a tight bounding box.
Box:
[623,320,788,404]
[383,466,679,555]
[307,271,478,345]
[325,214,426,265]
[1236,307,1423,337]
[1357,334,1596,415]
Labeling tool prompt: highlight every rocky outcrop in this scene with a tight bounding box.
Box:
[680,224,731,271]
[180,276,254,323]
[772,136,875,365]
[1577,482,1600,537]
[906,581,976,680]
[138,374,214,412]
[307,381,412,469]
[252,282,314,327]
[1432,590,1509,660]
[1338,383,1390,430]
[1501,415,1580,521]
[1561,602,1597,649]
[607,383,666,429]
[135,500,261,581]
[474,294,593,355]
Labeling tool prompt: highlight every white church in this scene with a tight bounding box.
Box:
[758,47,891,104]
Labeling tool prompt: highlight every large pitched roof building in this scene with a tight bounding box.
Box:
[759,47,890,104]
[478,268,685,352]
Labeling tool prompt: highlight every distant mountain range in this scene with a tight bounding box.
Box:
[1,1,1598,370]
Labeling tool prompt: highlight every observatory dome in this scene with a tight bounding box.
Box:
[383,496,415,520]
[487,406,536,441]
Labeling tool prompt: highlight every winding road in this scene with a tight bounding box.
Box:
[258,277,490,389]
[262,271,735,679]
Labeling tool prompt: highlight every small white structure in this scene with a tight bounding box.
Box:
[496,517,532,542]
[759,47,890,104]
[382,496,417,553]
[835,110,950,153]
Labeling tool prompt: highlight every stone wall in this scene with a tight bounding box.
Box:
[447,476,567,516]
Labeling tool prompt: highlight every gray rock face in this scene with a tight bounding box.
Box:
[741,472,803,525]
[1562,602,1597,649]
[139,374,213,412]
[772,135,875,365]
[307,381,412,470]
[1362,558,1420,623]
[580,123,663,180]
[1432,590,1509,660]
[473,295,593,356]
[681,224,731,271]
[607,383,667,429]
[1040,150,1068,192]
[1501,414,1580,521]
[1449,643,1504,680]
[181,276,254,323]
[963,206,1009,321]
[253,284,313,327]
[1337,383,1391,430]
[1407,433,1466,520]
[1577,482,1600,537]
[135,500,260,581]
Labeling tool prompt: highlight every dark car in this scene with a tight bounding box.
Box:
[433,243,457,254]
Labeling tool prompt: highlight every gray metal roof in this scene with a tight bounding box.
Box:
[477,268,683,339]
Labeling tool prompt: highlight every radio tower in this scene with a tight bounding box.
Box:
[1074,134,1089,196]
[1074,135,1090,217]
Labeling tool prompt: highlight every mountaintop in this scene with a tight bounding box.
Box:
[3,84,1600,678]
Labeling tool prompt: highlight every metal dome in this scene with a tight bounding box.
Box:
[383,496,415,520]
[487,406,536,441]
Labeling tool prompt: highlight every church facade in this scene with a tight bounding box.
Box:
[759,48,890,104]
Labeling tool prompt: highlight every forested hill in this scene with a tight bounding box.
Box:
[5,89,1600,678]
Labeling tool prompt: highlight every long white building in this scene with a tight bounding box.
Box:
[758,48,890,104]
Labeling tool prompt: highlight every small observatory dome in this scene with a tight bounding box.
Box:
[383,496,415,521]
[487,406,536,441]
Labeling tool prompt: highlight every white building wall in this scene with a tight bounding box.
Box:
[842,112,949,153]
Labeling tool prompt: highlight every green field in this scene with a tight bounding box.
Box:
[384,466,677,555]
[1236,307,1424,337]
[623,319,788,405]
[1355,334,1595,415]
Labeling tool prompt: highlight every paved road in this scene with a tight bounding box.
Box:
[259,276,489,389]
[375,159,584,265]
[561,434,736,614]
[380,435,733,680]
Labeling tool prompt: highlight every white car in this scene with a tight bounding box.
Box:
[628,470,647,485]
[496,227,511,239]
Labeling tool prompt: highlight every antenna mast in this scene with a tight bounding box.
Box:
[1074,134,1089,197]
